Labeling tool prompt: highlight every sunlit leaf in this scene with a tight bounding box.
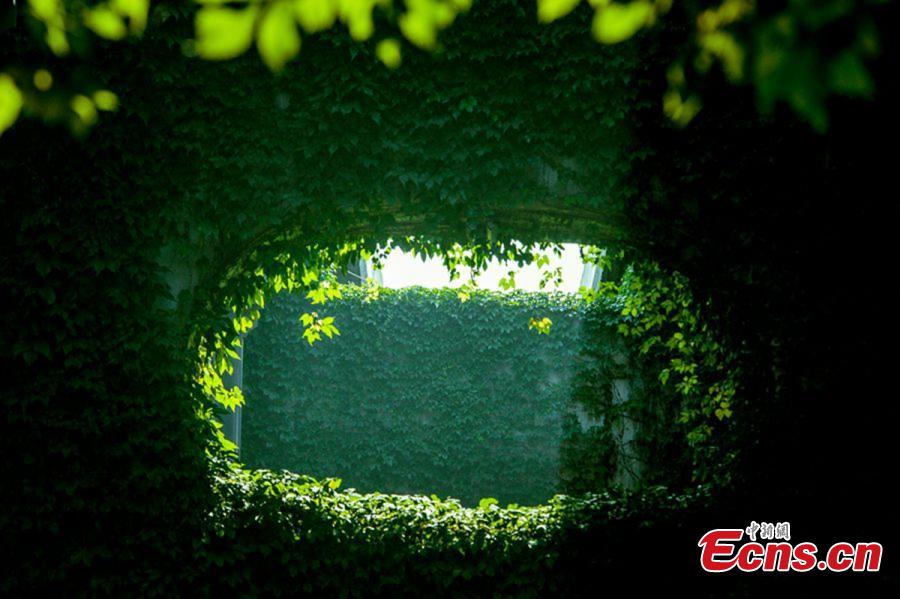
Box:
[376,38,402,69]
[399,11,437,49]
[92,90,119,111]
[698,31,744,80]
[71,95,97,126]
[592,1,652,44]
[84,6,128,40]
[537,0,581,24]
[33,69,53,91]
[28,0,59,21]
[478,497,498,509]
[294,0,337,33]
[0,74,23,136]
[257,3,301,70]
[28,0,69,54]
[46,27,70,56]
[111,0,150,34]
[340,0,376,41]
[528,316,553,334]
[663,90,701,127]
[196,7,260,61]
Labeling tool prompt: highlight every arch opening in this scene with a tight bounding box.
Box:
[187,227,728,505]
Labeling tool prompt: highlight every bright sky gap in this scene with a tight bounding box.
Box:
[373,243,587,293]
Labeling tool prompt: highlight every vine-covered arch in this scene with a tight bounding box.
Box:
[9,0,896,594]
[138,0,651,297]
[133,2,734,521]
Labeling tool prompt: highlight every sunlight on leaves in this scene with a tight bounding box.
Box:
[376,38,402,69]
[295,0,338,33]
[340,0,377,41]
[363,278,382,302]
[698,31,745,81]
[83,6,128,40]
[70,94,97,126]
[478,497,498,509]
[300,312,341,345]
[33,69,53,91]
[0,74,23,136]
[498,271,516,291]
[110,0,150,34]
[29,0,70,55]
[592,1,653,45]
[257,3,302,70]
[696,0,751,34]
[663,89,701,127]
[537,0,581,24]
[399,0,465,49]
[196,6,260,61]
[93,90,119,111]
[306,280,343,305]
[528,316,553,335]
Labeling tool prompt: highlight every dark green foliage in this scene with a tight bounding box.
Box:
[243,286,618,505]
[0,8,672,587]
[0,122,214,593]
[3,0,898,594]
[558,416,618,495]
[204,462,711,596]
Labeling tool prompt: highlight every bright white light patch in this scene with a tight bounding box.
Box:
[377,243,586,293]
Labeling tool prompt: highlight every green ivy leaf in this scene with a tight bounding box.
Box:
[592,2,653,45]
[83,6,128,41]
[478,497,498,509]
[196,7,260,61]
[257,3,301,71]
[537,0,581,24]
[0,74,23,136]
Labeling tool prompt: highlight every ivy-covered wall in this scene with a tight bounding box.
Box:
[1,4,661,590]
[243,286,614,505]
[4,0,898,594]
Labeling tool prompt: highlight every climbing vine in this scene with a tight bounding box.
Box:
[197,236,737,491]
[583,257,741,484]
[2,0,889,136]
[5,0,892,592]
[242,286,594,505]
